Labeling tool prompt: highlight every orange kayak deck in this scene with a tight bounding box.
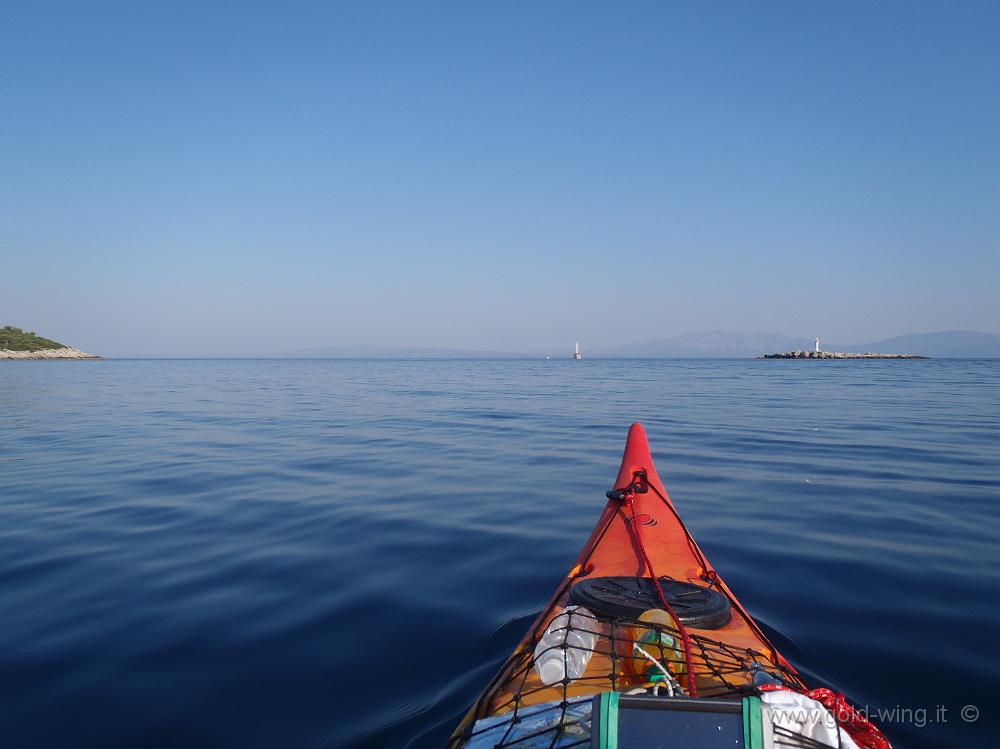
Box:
[448,423,804,746]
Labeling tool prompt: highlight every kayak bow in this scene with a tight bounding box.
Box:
[447,423,891,749]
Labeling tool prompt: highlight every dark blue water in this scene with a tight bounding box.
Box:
[1,359,997,748]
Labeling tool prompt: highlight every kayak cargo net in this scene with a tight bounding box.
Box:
[450,611,886,749]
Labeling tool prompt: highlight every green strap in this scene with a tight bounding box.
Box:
[742,696,764,749]
[596,691,619,749]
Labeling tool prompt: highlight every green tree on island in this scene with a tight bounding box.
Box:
[0,326,65,351]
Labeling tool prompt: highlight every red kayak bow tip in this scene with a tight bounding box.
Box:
[614,422,668,501]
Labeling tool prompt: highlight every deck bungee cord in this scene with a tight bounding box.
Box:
[614,472,698,696]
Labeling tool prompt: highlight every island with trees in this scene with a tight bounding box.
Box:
[0,326,101,359]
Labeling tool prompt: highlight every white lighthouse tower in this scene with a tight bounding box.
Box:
[815,338,821,353]
[573,342,582,360]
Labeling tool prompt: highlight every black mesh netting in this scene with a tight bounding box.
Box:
[450,611,811,748]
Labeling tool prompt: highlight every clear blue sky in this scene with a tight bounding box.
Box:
[2,1,998,356]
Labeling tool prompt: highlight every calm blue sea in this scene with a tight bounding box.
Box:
[1,359,998,748]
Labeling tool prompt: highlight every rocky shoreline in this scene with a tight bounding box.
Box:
[0,347,102,360]
[760,350,928,360]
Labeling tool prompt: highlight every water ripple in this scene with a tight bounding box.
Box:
[0,358,997,748]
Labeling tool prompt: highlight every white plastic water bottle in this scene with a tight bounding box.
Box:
[532,606,599,685]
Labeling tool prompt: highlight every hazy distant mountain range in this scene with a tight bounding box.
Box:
[260,330,1000,359]
[833,331,1000,358]
[591,330,1000,358]
[271,344,526,359]
[592,331,812,358]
